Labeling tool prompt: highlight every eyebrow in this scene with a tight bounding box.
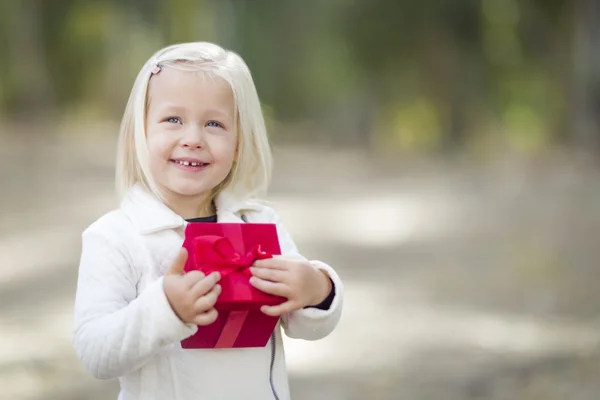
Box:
[152,103,186,114]
[152,103,233,120]
[204,108,234,120]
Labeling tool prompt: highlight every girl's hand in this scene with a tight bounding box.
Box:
[249,257,332,317]
[163,248,222,326]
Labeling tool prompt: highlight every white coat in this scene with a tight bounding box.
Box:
[73,184,344,400]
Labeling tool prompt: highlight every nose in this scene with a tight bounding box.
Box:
[181,125,205,149]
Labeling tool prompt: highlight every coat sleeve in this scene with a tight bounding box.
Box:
[73,226,197,379]
[265,207,344,341]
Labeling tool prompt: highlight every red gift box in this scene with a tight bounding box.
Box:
[180,222,286,349]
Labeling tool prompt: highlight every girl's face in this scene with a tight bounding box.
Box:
[145,67,237,215]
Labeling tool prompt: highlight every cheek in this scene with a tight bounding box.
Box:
[221,146,238,167]
[212,135,238,163]
[146,133,172,160]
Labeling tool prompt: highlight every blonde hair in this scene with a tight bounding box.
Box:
[115,42,272,202]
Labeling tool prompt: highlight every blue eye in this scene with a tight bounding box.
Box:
[207,121,223,128]
[167,117,181,124]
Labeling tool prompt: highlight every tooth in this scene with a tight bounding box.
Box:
[183,161,190,166]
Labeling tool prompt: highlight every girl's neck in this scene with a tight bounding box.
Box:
[164,192,216,220]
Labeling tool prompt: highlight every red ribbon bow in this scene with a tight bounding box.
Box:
[192,235,273,277]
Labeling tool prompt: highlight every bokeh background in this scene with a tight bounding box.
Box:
[2,1,600,399]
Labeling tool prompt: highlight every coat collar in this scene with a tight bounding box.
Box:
[121,183,262,234]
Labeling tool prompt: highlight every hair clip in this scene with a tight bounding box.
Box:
[150,64,161,75]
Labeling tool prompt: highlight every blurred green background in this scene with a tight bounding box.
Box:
[2,0,598,156]
[2,1,600,399]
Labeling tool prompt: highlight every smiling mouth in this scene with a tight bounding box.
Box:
[171,159,210,167]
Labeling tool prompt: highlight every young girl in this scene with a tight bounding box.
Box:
[73,42,343,400]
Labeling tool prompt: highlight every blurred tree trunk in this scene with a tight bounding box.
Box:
[5,0,53,117]
[424,32,467,152]
[572,0,600,155]
[213,0,238,49]
[162,0,205,43]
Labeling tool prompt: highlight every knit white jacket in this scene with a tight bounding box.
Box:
[73,184,344,400]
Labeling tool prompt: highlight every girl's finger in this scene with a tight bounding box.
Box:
[249,277,289,297]
[193,284,221,313]
[190,272,221,297]
[183,270,206,288]
[165,248,188,276]
[192,308,219,326]
[249,266,287,283]
[252,258,290,270]
[260,301,298,317]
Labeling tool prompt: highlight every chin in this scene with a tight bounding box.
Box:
[167,183,215,198]
[173,188,211,197]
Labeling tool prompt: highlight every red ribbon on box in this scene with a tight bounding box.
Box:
[181,222,285,349]
[192,235,272,278]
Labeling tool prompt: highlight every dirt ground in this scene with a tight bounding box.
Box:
[2,128,600,399]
